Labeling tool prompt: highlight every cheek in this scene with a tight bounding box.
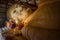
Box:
[17,11,28,22]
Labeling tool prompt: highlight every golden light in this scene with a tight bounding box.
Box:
[7,4,32,25]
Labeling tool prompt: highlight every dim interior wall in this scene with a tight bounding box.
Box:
[0,1,7,27]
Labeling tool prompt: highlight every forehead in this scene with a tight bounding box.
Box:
[16,4,28,9]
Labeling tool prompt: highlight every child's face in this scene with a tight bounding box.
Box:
[8,4,32,23]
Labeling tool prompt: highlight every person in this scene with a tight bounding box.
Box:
[18,22,24,30]
[26,0,37,6]
[6,18,16,29]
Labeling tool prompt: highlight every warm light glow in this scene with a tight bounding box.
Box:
[7,4,32,24]
[24,11,36,26]
[15,18,19,24]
